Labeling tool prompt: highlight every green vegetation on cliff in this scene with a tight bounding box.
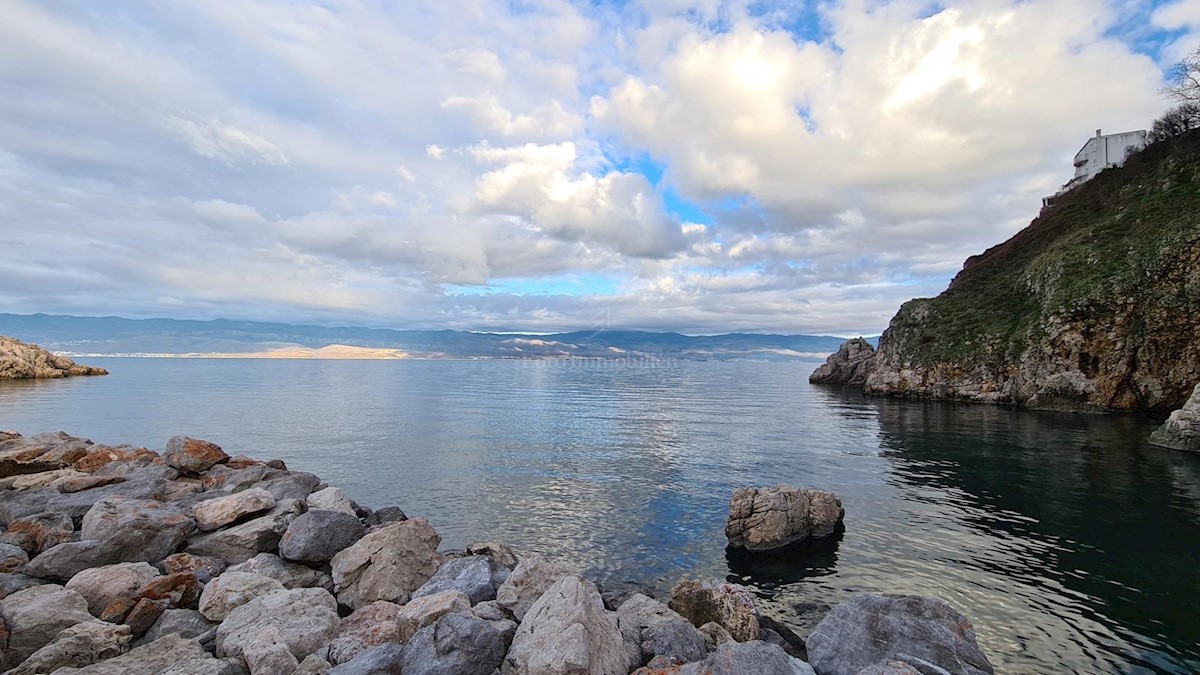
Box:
[901,130,1200,368]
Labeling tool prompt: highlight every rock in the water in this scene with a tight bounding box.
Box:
[227,552,334,591]
[0,584,95,669]
[805,594,994,675]
[306,486,357,515]
[412,554,509,605]
[80,497,195,562]
[617,593,706,669]
[327,642,404,675]
[1150,382,1200,452]
[51,633,233,674]
[330,517,444,609]
[325,600,402,665]
[243,625,301,675]
[215,587,341,661]
[140,608,215,645]
[495,554,572,621]
[186,499,301,564]
[192,488,276,531]
[397,590,473,642]
[280,509,365,564]
[4,510,75,556]
[198,571,286,621]
[678,640,815,675]
[65,561,160,619]
[164,436,229,474]
[809,338,877,386]
[403,612,511,675]
[669,580,761,643]
[502,575,626,675]
[0,336,108,379]
[725,486,844,551]
[7,621,131,675]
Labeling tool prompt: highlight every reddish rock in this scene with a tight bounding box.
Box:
[5,512,74,557]
[164,437,228,474]
[158,553,225,583]
[139,573,202,609]
[73,447,157,474]
[124,597,170,637]
[225,455,265,470]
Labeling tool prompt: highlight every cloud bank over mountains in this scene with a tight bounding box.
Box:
[0,0,1190,334]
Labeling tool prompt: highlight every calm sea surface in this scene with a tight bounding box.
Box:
[1,358,1198,674]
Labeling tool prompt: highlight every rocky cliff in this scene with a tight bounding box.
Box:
[0,335,107,380]
[814,130,1200,412]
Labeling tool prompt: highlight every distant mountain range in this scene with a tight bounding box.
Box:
[0,314,861,361]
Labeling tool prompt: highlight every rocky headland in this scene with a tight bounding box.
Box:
[0,336,107,380]
[812,130,1200,413]
[0,430,994,674]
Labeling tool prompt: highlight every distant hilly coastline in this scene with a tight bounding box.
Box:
[0,314,859,362]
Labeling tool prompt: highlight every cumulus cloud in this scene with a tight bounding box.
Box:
[0,0,1179,334]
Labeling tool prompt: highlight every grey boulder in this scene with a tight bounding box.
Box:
[412,554,509,605]
[227,552,334,591]
[805,594,994,675]
[80,497,195,562]
[679,640,816,675]
[327,643,404,675]
[0,584,96,669]
[669,580,761,643]
[330,517,444,609]
[617,593,706,668]
[215,587,341,661]
[403,612,513,675]
[5,620,132,675]
[280,509,365,564]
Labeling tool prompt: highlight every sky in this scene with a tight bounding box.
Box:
[0,0,1197,335]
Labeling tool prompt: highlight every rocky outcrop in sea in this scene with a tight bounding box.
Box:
[0,430,994,674]
[808,339,876,387]
[0,336,107,380]
[1150,383,1200,452]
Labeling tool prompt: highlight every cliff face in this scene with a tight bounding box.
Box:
[855,131,1200,412]
[0,335,108,379]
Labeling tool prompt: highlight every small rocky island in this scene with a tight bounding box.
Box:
[0,431,994,674]
[0,336,107,380]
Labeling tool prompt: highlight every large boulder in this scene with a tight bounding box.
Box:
[50,633,240,674]
[198,571,285,621]
[617,594,706,669]
[228,552,334,591]
[679,640,816,675]
[412,554,509,605]
[327,643,404,674]
[164,436,228,474]
[1150,382,1200,452]
[502,575,626,675]
[403,612,512,675]
[725,486,844,551]
[157,552,225,583]
[242,625,301,675]
[25,540,119,582]
[397,590,472,642]
[805,594,994,675]
[215,587,341,661]
[6,620,132,675]
[809,338,877,386]
[80,497,195,562]
[495,554,572,621]
[325,600,402,665]
[330,518,444,609]
[4,511,75,556]
[668,581,760,643]
[306,486,357,515]
[280,509,365,564]
[139,608,215,645]
[186,499,302,564]
[191,488,275,531]
[64,562,160,618]
[0,584,95,669]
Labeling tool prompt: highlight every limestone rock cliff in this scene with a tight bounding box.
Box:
[0,335,108,380]
[808,338,876,386]
[819,130,1200,412]
[1150,383,1200,451]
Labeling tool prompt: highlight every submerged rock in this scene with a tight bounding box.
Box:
[725,485,844,551]
[809,338,876,386]
[1150,382,1200,452]
[805,594,994,675]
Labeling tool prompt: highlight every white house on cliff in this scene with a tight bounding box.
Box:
[1042,129,1148,207]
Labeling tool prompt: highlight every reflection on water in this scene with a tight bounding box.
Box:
[1,359,1198,674]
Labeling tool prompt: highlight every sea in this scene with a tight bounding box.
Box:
[1,357,1197,674]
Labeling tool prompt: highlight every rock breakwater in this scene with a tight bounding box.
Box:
[0,430,994,674]
[0,336,107,380]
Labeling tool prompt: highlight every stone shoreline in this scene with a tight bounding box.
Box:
[0,337,107,380]
[0,431,995,674]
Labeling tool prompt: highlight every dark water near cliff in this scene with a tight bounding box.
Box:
[2,358,1198,674]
